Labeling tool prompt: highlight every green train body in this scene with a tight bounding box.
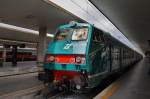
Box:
[39,21,142,91]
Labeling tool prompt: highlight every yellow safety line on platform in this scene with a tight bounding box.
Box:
[101,81,122,99]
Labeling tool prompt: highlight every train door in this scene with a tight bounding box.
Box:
[119,47,123,71]
[122,48,128,67]
[111,46,120,71]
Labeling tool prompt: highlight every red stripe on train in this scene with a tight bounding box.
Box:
[53,70,80,81]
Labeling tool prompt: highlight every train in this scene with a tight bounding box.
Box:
[38,21,142,92]
[0,47,37,62]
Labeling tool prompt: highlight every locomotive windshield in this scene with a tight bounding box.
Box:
[72,28,88,40]
[55,27,88,41]
[55,29,72,41]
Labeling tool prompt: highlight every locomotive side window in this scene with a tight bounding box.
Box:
[96,33,101,41]
[92,32,97,41]
[92,28,104,43]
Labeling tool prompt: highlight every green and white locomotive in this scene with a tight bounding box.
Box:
[39,21,142,91]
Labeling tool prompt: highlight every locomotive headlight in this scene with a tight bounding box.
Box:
[75,55,86,64]
[49,56,55,61]
[81,57,85,64]
[76,56,81,63]
[47,55,55,62]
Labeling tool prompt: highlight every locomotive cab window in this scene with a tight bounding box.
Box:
[55,27,88,41]
[55,29,72,41]
[72,27,88,41]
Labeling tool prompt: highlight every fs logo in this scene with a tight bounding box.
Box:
[64,44,72,49]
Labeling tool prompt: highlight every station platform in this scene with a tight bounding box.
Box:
[94,58,150,99]
[0,73,44,99]
[0,61,41,77]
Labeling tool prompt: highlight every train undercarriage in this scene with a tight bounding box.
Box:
[38,69,91,93]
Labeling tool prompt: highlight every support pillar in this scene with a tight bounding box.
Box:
[3,47,6,62]
[12,45,17,66]
[37,26,47,67]
[0,47,6,67]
